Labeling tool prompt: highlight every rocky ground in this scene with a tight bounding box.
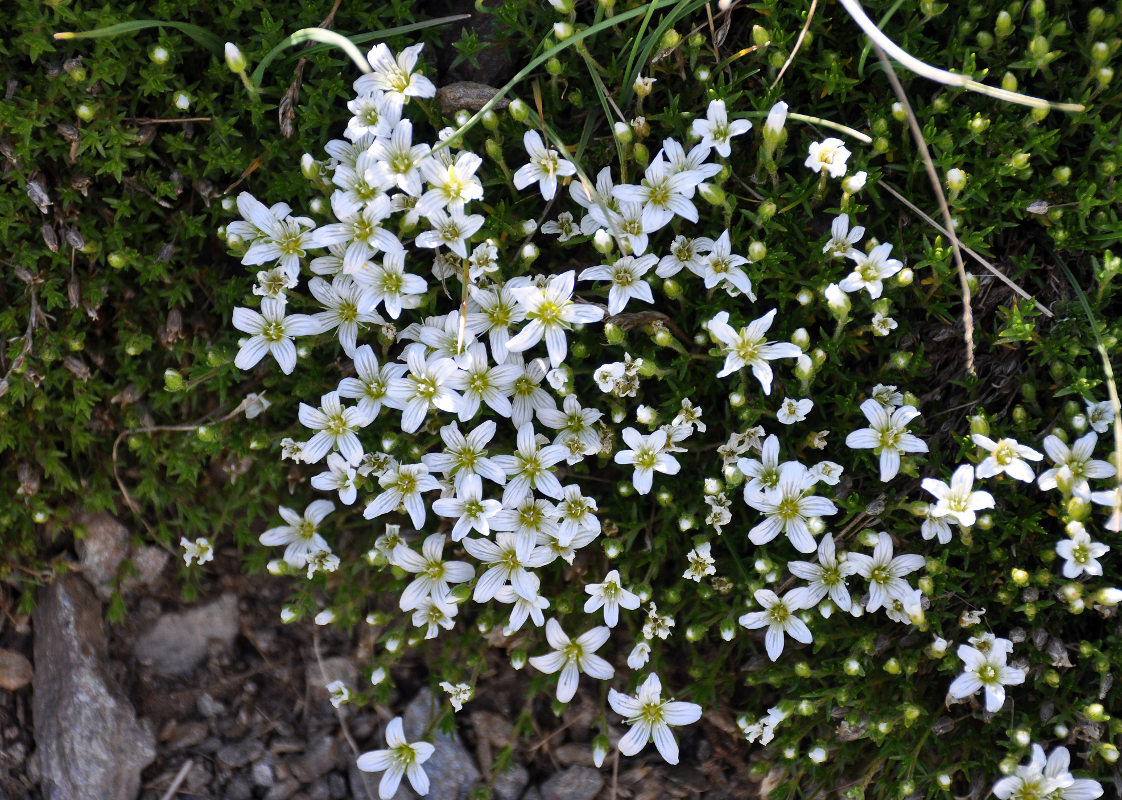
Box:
[0,512,759,800]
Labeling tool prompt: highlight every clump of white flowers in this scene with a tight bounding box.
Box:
[221,38,1117,797]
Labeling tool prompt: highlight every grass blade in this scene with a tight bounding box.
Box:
[54,19,223,53]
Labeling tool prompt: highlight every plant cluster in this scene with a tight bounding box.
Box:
[5,0,1122,798]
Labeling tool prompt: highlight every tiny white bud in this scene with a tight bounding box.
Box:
[224,42,247,73]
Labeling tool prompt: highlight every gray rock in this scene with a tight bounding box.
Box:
[401,688,482,800]
[133,593,239,676]
[218,740,264,770]
[74,512,129,597]
[32,575,157,800]
[227,776,254,800]
[491,761,530,800]
[522,788,543,800]
[290,734,338,783]
[124,545,169,591]
[0,647,32,690]
[540,766,604,800]
[253,759,277,788]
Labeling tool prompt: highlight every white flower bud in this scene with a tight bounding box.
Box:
[946,168,967,192]
[173,91,191,111]
[842,171,867,194]
[150,45,170,64]
[224,42,247,73]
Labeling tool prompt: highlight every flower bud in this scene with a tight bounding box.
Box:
[613,120,632,144]
[946,168,967,192]
[173,92,191,111]
[603,538,622,558]
[280,606,298,623]
[824,283,851,318]
[224,42,247,73]
[796,288,813,305]
[508,98,529,122]
[76,103,96,121]
[150,45,170,64]
[592,735,610,768]
[633,75,656,97]
[163,369,185,392]
[748,241,766,262]
[719,619,736,641]
[697,183,726,206]
[842,171,867,194]
[1097,66,1114,86]
[752,25,770,48]
[521,243,539,263]
[632,142,649,167]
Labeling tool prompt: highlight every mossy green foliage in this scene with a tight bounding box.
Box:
[2,0,1121,795]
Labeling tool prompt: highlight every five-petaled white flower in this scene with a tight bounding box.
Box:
[507,271,605,367]
[462,531,551,602]
[739,588,813,661]
[391,533,475,610]
[513,130,576,201]
[431,474,503,541]
[579,254,657,315]
[805,137,851,178]
[846,531,926,613]
[356,43,437,112]
[356,716,435,800]
[787,533,857,614]
[528,618,614,703]
[696,230,755,298]
[922,464,995,527]
[584,569,641,627]
[1037,432,1117,496]
[992,744,1104,800]
[232,298,318,375]
[1055,524,1109,578]
[363,462,441,529]
[707,310,802,394]
[614,427,681,495]
[823,213,864,259]
[777,397,813,425]
[972,434,1043,482]
[608,673,702,765]
[948,641,1025,713]
[691,99,752,158]
[845,398,928,481]
[260,501,335,568]
[838,243,903,299]
[298,391,369,465]
[745,462,837,553]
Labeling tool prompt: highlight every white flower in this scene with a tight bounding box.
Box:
[845,398,928,481]
[392,533,475,611]
[971,434,1043,482]
[260,501,335,569]
[805,137,851,178]
[691,99,751,158]
[232,299,318,374]
[440,682,474,712]
[325,680,351,708]
[338,345,409,422]
[507,271,604,367]
[745,462,837,553]
[506,355,557,428]
[311,453,359,505]
[658,234,710,277]
[528,619,614,703]
[579,254,657,315]
[612,156,699,230]
[823,214,864,259]
[356,43,436,111]
[314,193,401,274]
[739,588,813,661]
[356,716,435,800]
[431,474,503,541]
[922,464,995,527]
[707,310,802,393]
[466,282,528,364]
[683,542,716,582]
[740,706,790,746]
[298,391,369,465]
[415,208,485,260]
[367,118,429,196]
[584,569,640,627]
[1055,526,1109,578]
[604,200,652,256]
[786,534,857,613]
[919,503,954,544]
[695,230,755,298]
[842,171,868,193]
[609,673,702,765]
[358,248,428,320]
[493,423,568,507]
[762,100,788,142]
[538,395,603,459]
[839,243,903,299]
[736,434,783,494]
[846,532,926,613]
[495,584,550,633]
[180,536,214,566]
[363,462,441,529]
[386,344,465,434]
[614,427,681,495]
[658,137,722,183]
[308,275,384,358]
[777,397,813,425]
[627,640,652,669]
[870,312,897,336]
[1089,486,1122,532]
[1040,745,1104,800]
[541,211,577,242]
[1085,399,1116,434]
[462,531,551,601]
[513,130,576,201]
[948,642,1025,713]
[417,151,484,216]
[232,192,318,279]
[1037,432,1117,495]
[555,484,600,545]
